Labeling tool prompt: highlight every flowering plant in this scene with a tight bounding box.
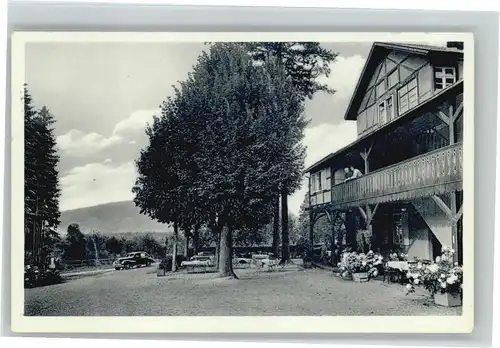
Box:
[339,250,383,278]
[405,246,463,295]
[389,252,408,261]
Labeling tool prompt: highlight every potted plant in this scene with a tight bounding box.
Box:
[405,246,463,307]
[338,250,383,282]
[389,252,408,261]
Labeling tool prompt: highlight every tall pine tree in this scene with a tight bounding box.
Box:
[24,85,61,265]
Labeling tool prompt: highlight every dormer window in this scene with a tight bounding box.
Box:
[434,66,456,91]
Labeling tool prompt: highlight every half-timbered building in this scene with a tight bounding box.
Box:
[306,41,464,264]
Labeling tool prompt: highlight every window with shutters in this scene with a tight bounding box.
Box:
[398,78,418,114]
[434,67,456,91]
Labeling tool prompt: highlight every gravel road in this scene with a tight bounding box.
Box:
[25,266,462,316]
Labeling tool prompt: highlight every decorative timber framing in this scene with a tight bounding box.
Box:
[435,100,463,146]
[431,194,463,262]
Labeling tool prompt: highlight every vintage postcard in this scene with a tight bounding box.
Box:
[10,32,474,333]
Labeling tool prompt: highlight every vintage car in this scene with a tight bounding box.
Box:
[113,251,155,270]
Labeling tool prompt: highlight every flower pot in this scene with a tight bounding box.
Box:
[352,272,369,283]
[433,292,462,307]
[341,273,352,280]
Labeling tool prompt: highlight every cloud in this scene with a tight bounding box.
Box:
[288,121,358,216]
[304,55,366,126]
[323,54,366,101]
[112,108,161,138]
[59,161,137,211]
[56,108,160,157]
[56,130,122,157]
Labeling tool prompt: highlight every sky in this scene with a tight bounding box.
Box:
[24,41,384,216]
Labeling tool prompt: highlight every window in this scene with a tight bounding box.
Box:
[388,69,399,89]
[434,66,456,91]
[398,78,418,114]
[366,105,376,128]
[378,96,395,125]
[387,97,394,121]
[378,102,386,125]
[318,171,322,191]
[376,80,386,99]
[357,111,367,134]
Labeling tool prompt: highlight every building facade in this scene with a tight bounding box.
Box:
[306,42,464,264]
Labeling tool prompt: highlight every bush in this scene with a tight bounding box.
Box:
[158,254,188,271]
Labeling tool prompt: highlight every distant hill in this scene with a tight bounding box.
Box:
[58,200,173,235]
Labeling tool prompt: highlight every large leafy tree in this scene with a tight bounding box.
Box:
[188,43,306,277]
[133,80,208,270]
[246,42,337,261]
[24,86,61,265]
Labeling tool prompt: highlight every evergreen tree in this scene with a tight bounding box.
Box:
[246,42,337,262]
[24,85,61,265]
[64,223,86,260]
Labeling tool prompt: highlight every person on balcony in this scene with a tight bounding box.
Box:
[344,166,363,182]
[350,165,363,179]
[343,167,353,182]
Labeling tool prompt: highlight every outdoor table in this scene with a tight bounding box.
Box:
[386,261,409,271]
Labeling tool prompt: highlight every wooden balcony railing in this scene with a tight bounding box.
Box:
[311,143,463,210]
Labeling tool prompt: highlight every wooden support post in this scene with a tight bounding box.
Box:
[326,210,339,266]
[431,194,462,263]
[360,143,373,174]
[450,192,458,263]
[449,105,456,145]
[357,203,379,252]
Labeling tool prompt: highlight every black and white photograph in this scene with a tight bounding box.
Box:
[10,32,474,333]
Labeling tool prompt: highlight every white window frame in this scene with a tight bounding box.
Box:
[434,66,457,91]
[378,95,395,125]
[398,78,418,114]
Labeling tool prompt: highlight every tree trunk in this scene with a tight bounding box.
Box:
[183,231,189,258]
[212,222,221,269]
[281,190,290,263]
[218,225,237,278]
[331,219,336,266]
[172,220,178,272]
[193,225,200,255]
[93,236,100,266]
[272,195,280,257]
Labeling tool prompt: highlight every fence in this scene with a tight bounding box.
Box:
[59,258,116,270]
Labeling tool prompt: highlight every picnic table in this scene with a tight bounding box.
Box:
[181,259,212,273]
[251,254,282,271]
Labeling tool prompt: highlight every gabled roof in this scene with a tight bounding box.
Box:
[343,41,463,121]
[305,80,463,174]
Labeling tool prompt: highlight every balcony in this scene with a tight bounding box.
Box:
[310,143,463,210]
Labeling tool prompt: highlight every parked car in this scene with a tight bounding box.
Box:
[113,251,155,270]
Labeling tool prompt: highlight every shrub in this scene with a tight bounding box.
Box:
[405,246,463,296]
